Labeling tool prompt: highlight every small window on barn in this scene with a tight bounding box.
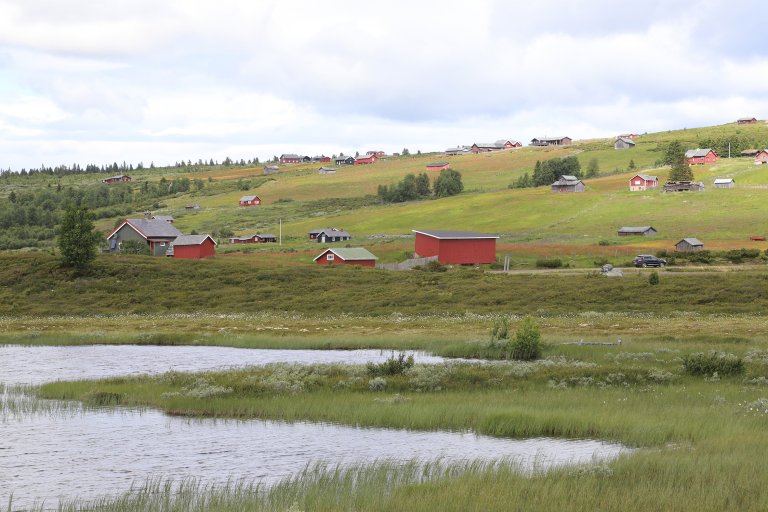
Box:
[160,242,166,246]
[327,253,334,261]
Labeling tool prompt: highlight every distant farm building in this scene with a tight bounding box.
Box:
[614,137,636,150]
[685,148,718,165]
[412,229,498,265]
[366,151,386,157]
[551,175,585,193]
[755,150,768,165]
[335,156,355,166]
[107,218,183,256]
[714,178,735,188]
[618,226,657,237]
[354,155,378,165]
[169,234,217,259]
[629,174,658,191]
[618,133,640,139]
[676,238,704,252]
[229,233,277,244]
[664,181,704,192]
[737,117,758,125]
[239,195,261,206]
[151,215,175,223]
[312,155,332,163]
[279,154,302,164]
[313,247,378,267]
[530,136,572,147]
[263,165,280,175]
[318,166,337,175]
[445,147,469,156]
[102,174,132,184]
[426,162,450,171]
[185,204,201,210]
[308,228,352,243]
[741,149,760,157]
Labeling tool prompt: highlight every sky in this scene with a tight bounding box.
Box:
[1,0,767,171]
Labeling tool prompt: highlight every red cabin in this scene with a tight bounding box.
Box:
[354,155,378,165]
[426,162,450,171]
[629,174,659,191]
[755,150,768,165]
[102,174,132,184]
[171,234,216,259]
[412,229,498,264]
[279,154,302,164]
[239,195,261,206]
[313,247,378,267]
[685,148,718,165]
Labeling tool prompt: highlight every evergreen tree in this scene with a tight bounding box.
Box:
[58,204,100,271]
[628,159,636,171]
[666,142,693,181]
[586,158,600,178]
[401,148,410,156]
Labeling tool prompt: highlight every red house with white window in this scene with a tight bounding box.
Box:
[412,229,498,264]
[170,234,217,259]
[239,195,261,206]
[313,247,378,267]
[685,148,718,165]
[279,154,302,164]
[629,174,659,191]
[354,155,378,165]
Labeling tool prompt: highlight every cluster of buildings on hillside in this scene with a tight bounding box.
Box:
[445,137,573,155]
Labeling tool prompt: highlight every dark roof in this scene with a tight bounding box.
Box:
[412,229,499,240]
[313,247,378,262]
[103,174,130,181]
[618,226,656,233]
[281,154,301,159]
[426,162,449,167]
[112,218,182,239]
[172,234,217,246]
[151,215,174,222]
[314,228,352,238]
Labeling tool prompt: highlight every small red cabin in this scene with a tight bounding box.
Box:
[629,174,658,191]
[354,155,378,165]
[239,195,261,206]
[426,162,450,171]
[755,150,768,165]
[313,247,378,267]
[685,148,718,165]
[279,154,302,164]
[171,234,216,259]
[412,229,498,264]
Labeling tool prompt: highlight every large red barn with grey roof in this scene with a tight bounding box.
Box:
[412,229,498,264]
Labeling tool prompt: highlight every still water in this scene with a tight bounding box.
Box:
[0,345,629,509]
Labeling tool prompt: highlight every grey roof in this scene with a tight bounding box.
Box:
[685,148,714,158]
[445,147,468,152]
[426,162,449,167]
[552,175,584,187]
[118,218,182,239]
[264,165,279,170]
[473,142,498,148]
[619,226,656,233]
[412,229,499,240]
[533,136,569,142]
[713,178,734,184]
[679,237,703,246]
[103,174,130,181]
[494,139,520,146]
[281,154,301,159]
[240,195,259,202]
[318,166,337,172]
[151,215,174,222]
[172,234,216,246]
[738,117,757,121]
[313,247,378,262]
[313,228,352,238]
[635,174,658,181]
[616,137,635,145]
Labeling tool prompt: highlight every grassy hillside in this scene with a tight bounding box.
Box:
[3,121,768,262]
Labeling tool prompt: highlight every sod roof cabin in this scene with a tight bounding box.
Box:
[169,234,217,259]
[618,226,657,237]
[412,229,498,265]
[313,247,378,267]
[107,218,183,256]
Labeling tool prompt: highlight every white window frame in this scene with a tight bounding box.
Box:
[327,253,334,261]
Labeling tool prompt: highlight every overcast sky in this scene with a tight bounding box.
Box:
[1,0,767,170]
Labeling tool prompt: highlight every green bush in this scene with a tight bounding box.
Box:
[536,258,563,268]
[490,317,509,341]
[649,271,660,285]
[366,353,415,377]
[120,240,148,255]
[682,351,744,377]
[510,316,542,361]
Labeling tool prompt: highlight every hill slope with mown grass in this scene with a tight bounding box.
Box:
[3,121,768,264]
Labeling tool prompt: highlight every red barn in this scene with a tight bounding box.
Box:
[629,174,658,191]
[313,247,378,267]
[354,155,378,165]
[737,117,757,125]
[279,154,302,164]
[755,150,768,165]
[412,229,498,264]
[171,234,216,259]
[426,162,450,171]
[239,195,261,206]
[685,148,718,165]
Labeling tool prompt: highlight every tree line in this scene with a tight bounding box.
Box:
[377,169,464,203]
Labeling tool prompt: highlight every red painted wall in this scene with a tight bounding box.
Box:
[688,152,718,165]
[415,234,496,264]
[174,239,216,259]
[315,250,376,267]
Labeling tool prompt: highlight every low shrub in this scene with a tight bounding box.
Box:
[510,316,542,361]
[535,258,563,269]
[682,351,745,377]
[366,353,415,377]
[649,271,660,285]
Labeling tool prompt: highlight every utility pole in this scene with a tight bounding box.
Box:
[279,218,282,245]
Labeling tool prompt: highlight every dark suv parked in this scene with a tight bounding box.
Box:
[633,254,667,268]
